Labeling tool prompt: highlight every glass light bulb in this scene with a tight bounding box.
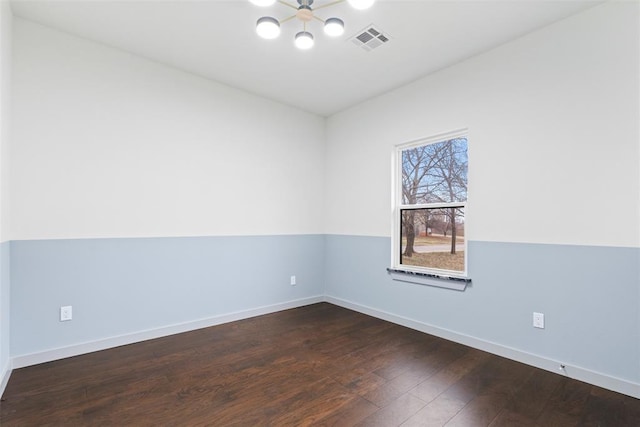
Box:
[347,0,375,10]
[295,31,314,50]
[256,17,280,39]
[249,0,276,6]
[324,18,344,37]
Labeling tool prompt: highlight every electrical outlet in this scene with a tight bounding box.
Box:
[533,312,544,329]
[60,306,73,322]
[290,275,296,286]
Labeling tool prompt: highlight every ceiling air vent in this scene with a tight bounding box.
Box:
[350,25,390,51]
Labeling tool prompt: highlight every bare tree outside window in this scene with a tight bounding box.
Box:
[399,137,468,273]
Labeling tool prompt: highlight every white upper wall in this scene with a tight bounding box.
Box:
[324,1,639,248]
[11,18,326,240]
[10,2,640,247]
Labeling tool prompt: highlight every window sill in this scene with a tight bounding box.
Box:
[386,268,471,291]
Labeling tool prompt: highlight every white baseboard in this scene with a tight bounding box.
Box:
[325,295,640,399]
[0,359,11,398]
[11,296,324,370]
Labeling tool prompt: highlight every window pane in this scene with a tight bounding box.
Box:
[401,137,467,204]
[400,207,465,272]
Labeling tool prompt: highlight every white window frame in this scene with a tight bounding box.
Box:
[391,129,470,288]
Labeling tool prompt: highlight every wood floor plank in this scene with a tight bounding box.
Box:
[445,387,516,427]
[499,366,563,420]
[334,370,388,396]
[385,341,469,395]
[578,387,638,427]
[2,303,639,427]
[312,395,380,426]
[535,377,592,426]
[409,348,491,404]
[444,358,533,426]
[360,381,407,408]
[356,393,427,427]
[487,409,538,427]
[400,394,467,427]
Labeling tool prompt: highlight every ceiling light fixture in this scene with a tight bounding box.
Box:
[324,17,345,37]
[252,0,374,50]
[256,16,281,39]
[295,31,314,49]
[347,0,375,11]
[250,0,277,6]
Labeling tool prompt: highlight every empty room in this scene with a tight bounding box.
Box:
[0,0,638,425]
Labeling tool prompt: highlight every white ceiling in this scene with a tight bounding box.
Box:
[10,0,601,116]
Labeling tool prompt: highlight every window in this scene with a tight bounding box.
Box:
[392,130,468,279]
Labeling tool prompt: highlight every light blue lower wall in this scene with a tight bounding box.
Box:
[0,241,10,372]
[10,235,324,357]
[325,235,640,385]
[8,233,640,393]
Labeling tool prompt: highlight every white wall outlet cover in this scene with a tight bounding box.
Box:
[60,305,73,321]
[290,275,296,286]
[533,312,544,329]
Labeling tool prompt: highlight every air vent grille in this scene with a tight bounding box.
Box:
[356,32,374,44]
[350,25,390,52]
[367,28,380,37]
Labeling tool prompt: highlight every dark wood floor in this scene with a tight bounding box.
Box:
[1,303,639,426]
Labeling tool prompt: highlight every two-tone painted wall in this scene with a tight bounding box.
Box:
[324,1,639,397]
[3,0,639,399]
